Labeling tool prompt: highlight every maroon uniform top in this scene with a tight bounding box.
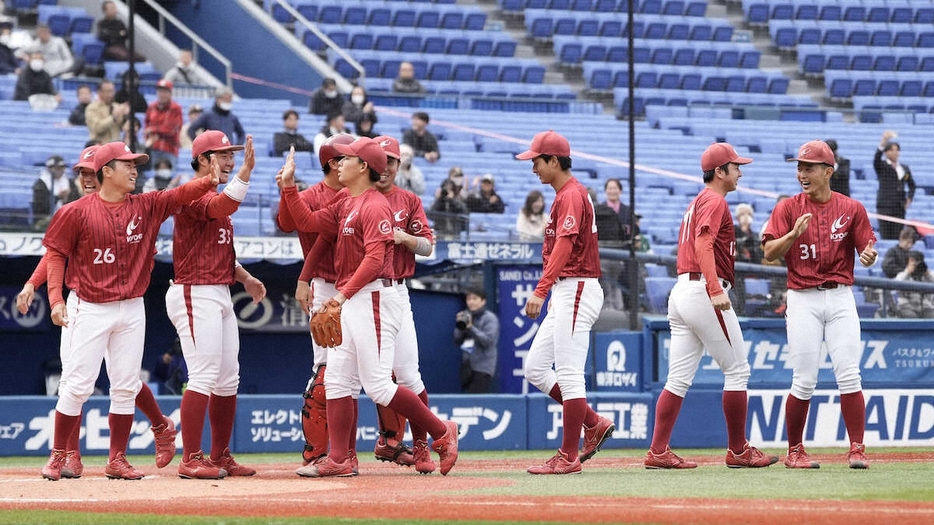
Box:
[382,186,432,280]
[172,192,237,285]
[762,192,875,290]
[282,186,394,298]
[543,177,601,278]
[276,182,344,283]
[43,191,181,303]
[676,188,736,284]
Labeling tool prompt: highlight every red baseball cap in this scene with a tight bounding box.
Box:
[93,141,149,172]
[516,130,571,160]
[317,133,355,168]
[191,130,244,159]
[788,140,835,165]
[156,79,173,90]
[73,145,100,171]
[700,142,753,172]
[333,137,387,176]
[374,135,400,159]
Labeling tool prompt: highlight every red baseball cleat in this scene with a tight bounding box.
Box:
[61,451,84,478]
[413,440,436,474]
[295,456,355,478]
[580,415,615,463]
[726,442,779,468]
[784,443,820,469]
[847,442,869,469]
[151,416,178,468]
[431,420,459,476]
[209,448,256,476]
[178,451,227,479]
[527,450,582,475]
[349,450,359,476]
[105,452,144,480]
[374,440,415,467]
[644,446,698,469]
[41,449,66,481]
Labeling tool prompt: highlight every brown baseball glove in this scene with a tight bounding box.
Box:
[310,299,342,348]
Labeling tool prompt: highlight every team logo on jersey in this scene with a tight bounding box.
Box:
[830,214,850,241]
[393,209,407,222]
[378,219,392,235]
[410,219,423,233]
[563,215,576,230]
[342,209,359,235]
[126,215,143,243]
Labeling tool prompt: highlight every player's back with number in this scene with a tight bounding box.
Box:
[676,189,736,283]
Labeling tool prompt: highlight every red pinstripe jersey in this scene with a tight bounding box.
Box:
[276,182,345,282]
[544,177,601,278]
[382,185,432,280]
[171,192,236,285]
[676,188,736,284]
[762,192,875,290]
[43,191,179,303]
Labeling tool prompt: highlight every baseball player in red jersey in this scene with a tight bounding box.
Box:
[40,141,217,480]
[277,138,458,478]
[762,140,878,469]
[517,131,615,475]
[166,131,266,479]
[374,134,436,473]
[20,146,179,480]
[275,133,353,466]
[645,143,778,469]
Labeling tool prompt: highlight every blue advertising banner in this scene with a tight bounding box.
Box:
[526,393,653,450]
[495,265,544,394]
[0,286,50,331]
[592,331,644,392]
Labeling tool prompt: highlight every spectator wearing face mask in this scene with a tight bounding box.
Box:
[14,50,60,104]
[308,77,343,116]
[342,85,377,127]
[142,159,183,192]
[187,86,244,145]
[395,143,425,195]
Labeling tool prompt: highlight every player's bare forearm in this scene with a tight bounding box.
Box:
[762,236,792,262]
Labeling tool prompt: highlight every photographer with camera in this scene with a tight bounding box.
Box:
[429,178,469,240]
[453,288,500,393]
[894,250,934,318]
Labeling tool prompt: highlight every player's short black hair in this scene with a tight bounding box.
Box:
[465,287,486,300]
[539,154,572,171]
[702,162,731,183]
[96,159,119,183]
[367,166,381,182]
[191,151,213,171]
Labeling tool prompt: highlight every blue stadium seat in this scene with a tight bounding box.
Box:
[826,53,848,70]
[890,7,912,24]
[493,41,517,57]
[740,50,760,68]
[662,1,684,16]
[681,73,701,90]
[917,8,934,24]
[350,33,373,50]
[523,65,546,83]
[689,23,712,41]
[696,49,717,67]
[416,10,440,28]
[685,1,705,17]
[635,71,657,88]
[798,27,820,45]
[368,7,392,26]
[342,6,367,25]
[924,81,934,97]
[500,64,522,82]
[393,8,417,27]
[595,0,616,12]
[422,36,444,54]
[893,31,916,47]
[606,45,627,62]
[746,3,769,25]
[918,32,934,48]
[712,26,732,42]
[718,50,740,68]
[447,37,469,55]
[852,79,876,97]
[452,63,476,82]
[896,56,918,71]
[922,57,934,72]
[428,62,452,81]
[801,53,824,75]
[771,3,793,20]
[901,80,922,97]
[703,76,725,91]
[659,72,680,89]
[644,22,667,39]
[877,80,899,96]
[823,28,845,45]
[651,47,672,65]
[725,75,745,93]
[819,5,841,21]
[847,30,869,46]
[554,17,576,35]
[577,19,599,36]
[375,34,398,52]
[867,7,889,23]
[471,38,494,56]
[571,0,594,10]
[874,54,895,72]
[400,35,422,53]
[870,30,892,47]
[795,5,817,20]
[632,46,651,63]
[590,68,612,90]
[746,75,767,93]
[295,3,317,21]
[550,0,571,9]
[768,77,789,94]
[70,14,94,34]
[773,26,796,49]
[641,0,662,15]
[477,63,499,81]
[441,12,465,30]
[667,23,689,40]
[583,44,608,62]
[829,78,852,99]
[673,48,695,66]
[850,54,872,71]
[843,6,865,22]
[600,20,623,37]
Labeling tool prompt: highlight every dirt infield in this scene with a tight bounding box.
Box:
[2,453,933,525]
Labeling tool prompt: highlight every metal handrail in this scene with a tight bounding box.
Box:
[137,0,233,87]
[270,0,366,82]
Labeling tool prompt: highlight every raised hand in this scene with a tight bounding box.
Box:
[237,135,255,182]
[859,239,878,267]
[276,146,297,189]
[209,154,221,186]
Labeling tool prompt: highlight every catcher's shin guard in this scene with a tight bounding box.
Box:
[375,403,408,449]
[301,365,328,464]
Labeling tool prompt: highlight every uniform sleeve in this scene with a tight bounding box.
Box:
[534,236,573,298]
[205,192,241,219]
[282,186,339,235]
[45,248,67,308]
[27,254,49,288]
[276,190,298,232]
[851,201,877,254]
[409,194,433,243]
[761,200,792,242]
[299,236,332,282]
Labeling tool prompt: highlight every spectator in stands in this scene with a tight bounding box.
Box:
[882,226,921,279]
[97,0,145,62]
[20,23,74,78]
[272,109,314,157]
[114,68,147,114]
[466,173,505,214]
[454,288,499,394]
[429,178,469,240]
[515,189,545,241]
[734,203,762,264]
[187,86,245,144]
[86,80,130,143]
[144,79,183,170]
[13,50,59,103]
[0,27,20,75]
[875,130,916,240]
[894,251,934,319]
[393,61,425,94]
[179,104,203,149]
[142,159,182,193]
[592,187,628,311]
[403,111,440,163]
[67,85,92,126]
[434,165,469,203]
[122,115,149,191]
[308,77,343,116]
[600,178,634,241]
[826,139,850,197]
[312,110,347,155]
[163,49,208,87]
[395,143,425,195]
[31,155,70,230]
[341,85,376,127]
[354,112,377,139]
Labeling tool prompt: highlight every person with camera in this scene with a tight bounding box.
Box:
[894,251,934,318]
[453,288,499,394]
[429,179,469,240]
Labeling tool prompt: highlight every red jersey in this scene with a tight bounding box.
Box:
[676,188,736,284]
[171,192,236,285]
[144,100,183,156]
[762,192,875,290]
[283,186,394,297]
[43,191,180,303]
[276,182,344,282]
[382,186,432,279]
[543,178,601,278]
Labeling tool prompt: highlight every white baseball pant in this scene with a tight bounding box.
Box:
[392,282,425,396]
